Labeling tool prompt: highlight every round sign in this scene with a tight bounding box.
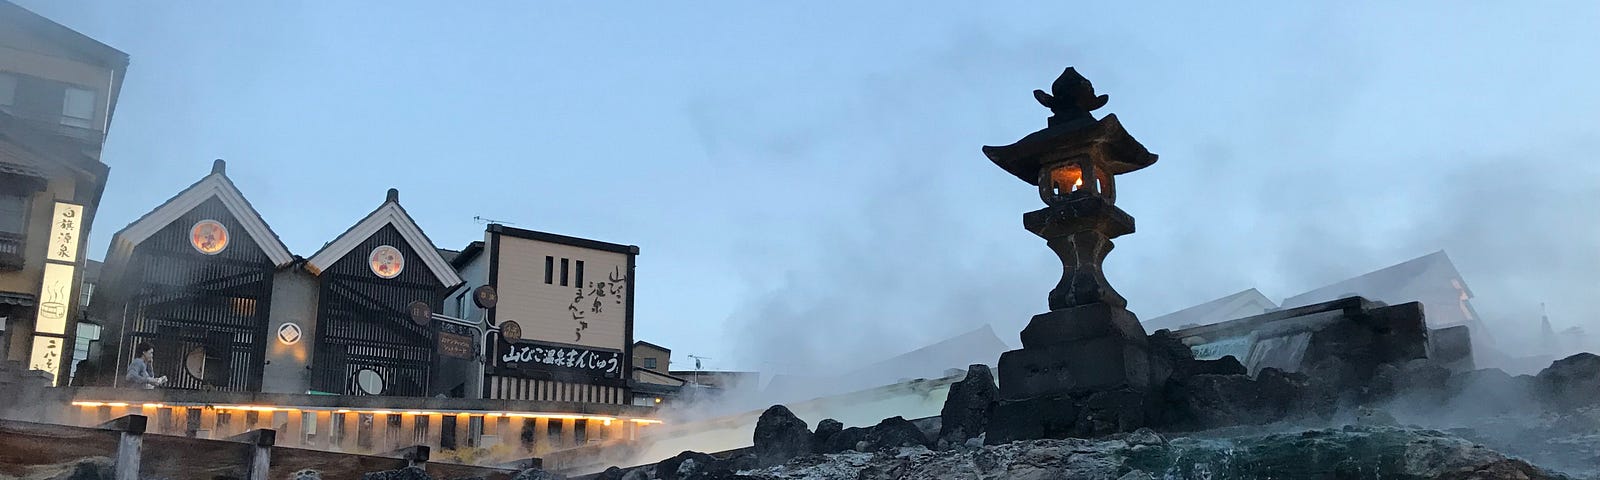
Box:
[190,220,229,255]
[408,301,432,326]
[369,245,404,279]
[277,322,303,345]
[500,321,522,343]
[473,285,499,309]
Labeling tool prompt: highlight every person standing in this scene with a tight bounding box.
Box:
[125,342,167,389]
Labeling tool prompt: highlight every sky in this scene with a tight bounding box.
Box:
[20,1,1600,374]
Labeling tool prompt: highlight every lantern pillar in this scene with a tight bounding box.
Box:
[980,67,1167,443]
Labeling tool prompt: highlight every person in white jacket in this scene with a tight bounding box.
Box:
[125,342,167,389]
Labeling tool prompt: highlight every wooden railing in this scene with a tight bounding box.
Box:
[0,415,521,480]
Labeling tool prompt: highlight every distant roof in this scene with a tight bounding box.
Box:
[436,248,460,265]
[449,241,484,269]
[763,324,1012,402]
[633,340,671,353]
[83,259,101,282]
[1142,288,1278,332]
[1281,250,1471,308]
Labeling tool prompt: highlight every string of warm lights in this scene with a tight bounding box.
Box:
[69,401,663,425]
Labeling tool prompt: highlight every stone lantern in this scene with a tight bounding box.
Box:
[982,67,1166,442]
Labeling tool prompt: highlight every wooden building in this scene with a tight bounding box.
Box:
[302,188,463,397]
[0,0,128,385]
[91,160,295,391]
[444,224,638,406]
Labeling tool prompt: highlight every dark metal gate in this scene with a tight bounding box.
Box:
[311,224,445,397]
[121,198,274,392]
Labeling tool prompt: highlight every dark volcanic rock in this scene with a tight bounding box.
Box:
[938,364,998,446]
[1536,352,1600,410]
[812,418,842,453]
[863,416,931,451]
[511,467,561,480]
[657,451,724,480]
[360,466,432,480]
[752,405,812,467]
[1166,368,1310,430]
[820,426,869,454]
[591,466,624,480]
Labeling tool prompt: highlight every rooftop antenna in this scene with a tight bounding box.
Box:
[473,216,516,226]
[687,355,711,385]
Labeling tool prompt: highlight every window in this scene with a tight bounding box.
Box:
[575,260,585,287]
[0,73,15,106]
[454,291,467,318]
[544,256,554,284]
[560,258,569,286]
[68,322,101,384]
[643,357,657,369]
[61,87,95,128]
[0,193,30,235]
[80,282,96,307]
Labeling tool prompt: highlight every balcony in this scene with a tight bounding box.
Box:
[0,231,23,270]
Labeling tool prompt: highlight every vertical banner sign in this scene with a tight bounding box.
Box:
[30,201,83,386]
[32,263,74,334]
[45,202,82,263]
[28,336,63,385]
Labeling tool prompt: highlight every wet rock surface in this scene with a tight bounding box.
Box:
[360,466,433,480]
[740,426,1578,480]
[751,405,811,467]
[937,364,998,447]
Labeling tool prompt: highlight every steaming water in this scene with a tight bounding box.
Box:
[1244,332,1311,376]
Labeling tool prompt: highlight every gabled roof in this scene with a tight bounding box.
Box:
[0,1,130,125]
[1281,250,1469,308]
[634,340,672,353]
[304,189,463,289]
[105,160,294,269]
[1142,288,1278,332]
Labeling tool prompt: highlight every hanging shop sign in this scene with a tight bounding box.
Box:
[495,337,622,379]
[408,301,432,326]
[473,285,498,309]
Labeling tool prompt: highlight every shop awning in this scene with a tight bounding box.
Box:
[0,291,36,307]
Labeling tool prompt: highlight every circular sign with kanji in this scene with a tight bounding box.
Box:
[473,285,499,309]
[500,321,523,343]
[408,301,432,326]
[369,245,404,279]
[190,220,229,255]
[277,322,302,345]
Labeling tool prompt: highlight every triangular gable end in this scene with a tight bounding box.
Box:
[304,196,463,289]
[105,166,294,270]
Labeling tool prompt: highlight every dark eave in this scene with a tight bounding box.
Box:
[489,224,639,256]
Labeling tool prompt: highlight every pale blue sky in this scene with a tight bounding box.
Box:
[24,1,1600,373]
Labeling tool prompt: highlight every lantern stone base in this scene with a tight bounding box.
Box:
[988,302,1171,443]
[985,387,1160,444]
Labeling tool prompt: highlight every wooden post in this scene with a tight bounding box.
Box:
[282,410,303,447]
[339,412,358,452]
[560,418,575,448]
[224,429,276,480]
[313,410,332,448]
[533,418,549,454]
[199,407,218,439]
[453,413,470,451]
[427,413,444,449]
[97,414,146,480]
[509,416,529,455]
[372,412,391,452]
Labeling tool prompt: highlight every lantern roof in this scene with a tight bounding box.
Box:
[982,113,1158,186]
